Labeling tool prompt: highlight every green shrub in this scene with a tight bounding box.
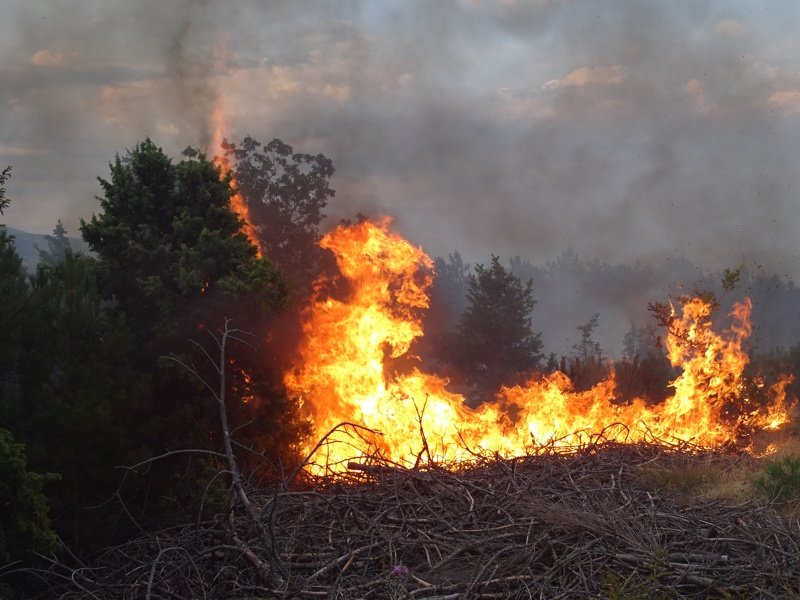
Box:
[0,428,59,564]
[755,455,800,502]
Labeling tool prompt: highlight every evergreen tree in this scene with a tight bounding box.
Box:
[573,314,603,362]
[420,252,471,371]
[615,323,675,403]
[0,248,153,548]
[0,428,59,565]
[428,251,471,332]
[447,256,542,397]
[566,314,608,391]
[82,138,286,350]
[80,139,301,499]
[34,219,72,266]
[0,165,10,217]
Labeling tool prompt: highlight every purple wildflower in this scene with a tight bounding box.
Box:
[391,565,410,577]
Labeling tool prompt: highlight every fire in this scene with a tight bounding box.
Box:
[209,39,261,254]
[285,219,791,473]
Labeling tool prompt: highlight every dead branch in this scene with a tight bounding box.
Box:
[15,442,799,599]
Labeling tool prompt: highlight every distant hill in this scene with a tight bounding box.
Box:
[3,226,90,272]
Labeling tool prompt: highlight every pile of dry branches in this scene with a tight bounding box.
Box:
[22,442,799,599]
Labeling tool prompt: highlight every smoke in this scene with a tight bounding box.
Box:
[2,0,800,289]
[326,2,800,282]
[163,1,218,150]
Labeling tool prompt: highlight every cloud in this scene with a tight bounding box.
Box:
[156,121,180,136]
[768,90,800,115]
[714,19,747,38]
[495,64,628,120]
[542,65,626,90]
[31,49,67,66]
[496,87,557,120]
[322,83,352,104]
[683,78,719,116]
[0,144,50,157]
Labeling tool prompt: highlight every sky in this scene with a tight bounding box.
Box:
[2,0,800,281]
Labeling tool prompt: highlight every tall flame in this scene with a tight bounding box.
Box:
[285,219,791,473]
[209,39,261,255]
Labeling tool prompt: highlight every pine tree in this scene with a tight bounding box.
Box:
[0,428,59,564]
[35,219,72,266]
[448,256,542,396]
[80,139,302,506]
[82,138,286,350]
[0,165,11,217]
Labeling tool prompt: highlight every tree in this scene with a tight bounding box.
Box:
[446,256,542,397]
[0,429,59,563]
[565,314,608,391]
[0,219,63,572]
[615,323,674,403]
[79,139,301,512]
[164,319,287,586]
[0,165,11,217]
[0,248,154,549]
[420,252,471,370]
[0,222,35,419]
[223,136,335,301]
[81,138,286,351]
[34,220,72,267]
[573,314,602,362]
[428,252,471,332]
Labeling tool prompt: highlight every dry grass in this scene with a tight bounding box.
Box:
[634,451,759,505]
[633,410,800,527]
[701,462,760,505]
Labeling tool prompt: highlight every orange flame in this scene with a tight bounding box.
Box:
[285,219,791,473]
[209,39,261,255]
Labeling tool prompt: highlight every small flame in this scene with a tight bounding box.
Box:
[239,368,255,405]
[285,219,791,474]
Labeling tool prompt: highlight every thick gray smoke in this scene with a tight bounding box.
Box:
[2,1,799,343]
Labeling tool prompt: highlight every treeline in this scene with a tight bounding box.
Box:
[424,248,800,400]
[429,249,800,357]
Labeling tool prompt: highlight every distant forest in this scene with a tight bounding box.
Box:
[428,248,800,358]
